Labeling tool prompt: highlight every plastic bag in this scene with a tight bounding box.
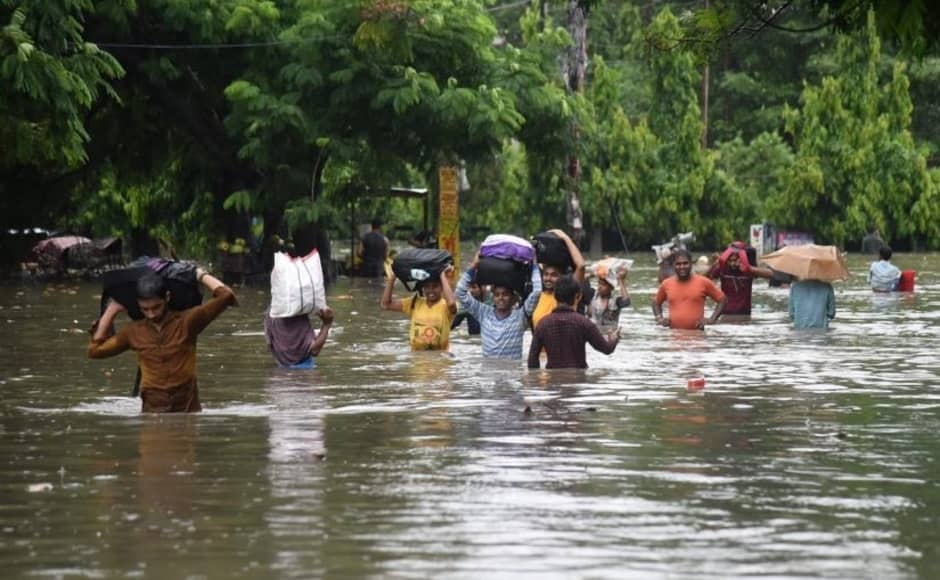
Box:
[590,258,633,287]
[270,250,327,318]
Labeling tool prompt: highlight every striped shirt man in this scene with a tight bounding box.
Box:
[455,265,541,359]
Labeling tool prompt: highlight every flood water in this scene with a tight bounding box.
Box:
[1,252,939,579]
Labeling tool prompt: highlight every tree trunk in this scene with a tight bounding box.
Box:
[564,1,589,246]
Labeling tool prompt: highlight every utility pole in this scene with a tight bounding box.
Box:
[701,0,710,148]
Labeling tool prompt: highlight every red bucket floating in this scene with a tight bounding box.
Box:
[897,270,916,292]
[687,377,706,390]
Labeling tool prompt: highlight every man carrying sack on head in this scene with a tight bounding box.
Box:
[88,267,237,413]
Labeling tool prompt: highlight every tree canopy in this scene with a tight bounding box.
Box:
[2,0,940,257]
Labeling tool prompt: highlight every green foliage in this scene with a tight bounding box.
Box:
[6,0,940,258]
[69,162,215,257]
[460,140,549,236]
[769,10,939,248]
[216,0,572,241]
[713,132,794,222]
[0,1,124,170]
[680,0,940,56]
[579,9,760,249]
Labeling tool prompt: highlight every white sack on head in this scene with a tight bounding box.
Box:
[270,250,327,318]
[590,257,634,287]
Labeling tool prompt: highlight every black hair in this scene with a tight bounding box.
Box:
[542,263,572,275]
[371,217,383,229]
[136,272,168,300]
[491,284,518,301]
[879,246,893,261]
[415,276,442,297]
[553,275,580,305]
[672,248,692,262]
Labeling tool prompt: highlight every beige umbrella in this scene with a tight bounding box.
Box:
[759,244,849,282]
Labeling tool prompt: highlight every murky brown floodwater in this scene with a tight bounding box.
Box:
[1,252,939,579]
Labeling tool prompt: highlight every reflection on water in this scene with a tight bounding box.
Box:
[0,254,939,578]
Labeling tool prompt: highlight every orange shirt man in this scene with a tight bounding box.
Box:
[653,250,726,330]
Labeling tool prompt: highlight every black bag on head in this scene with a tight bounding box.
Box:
[100,259,202,321]
[475,256,529,296]
[391,248,453,290]
[98,258,204,398]
[532,231,575,271]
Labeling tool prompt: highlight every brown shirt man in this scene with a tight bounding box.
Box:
[88,286,236,412]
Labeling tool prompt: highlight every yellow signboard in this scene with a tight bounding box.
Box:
[438,166,459,280]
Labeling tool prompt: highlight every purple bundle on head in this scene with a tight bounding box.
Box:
[479,234,534,263]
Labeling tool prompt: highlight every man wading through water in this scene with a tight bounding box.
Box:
[88,268,237,412]
[653,249,727,330]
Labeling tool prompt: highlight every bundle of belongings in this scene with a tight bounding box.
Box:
[100,257,202,321]
[475,234,535,296]
[651,231,695,264]
[532,231,575,271]
[269,250,327,318]
[391,248,454,292]
[589,257,634,287]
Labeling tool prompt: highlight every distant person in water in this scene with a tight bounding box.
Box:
[88,269,237,413]
[381,267,457,350]
[868,246,901,292]
[707,242,773,318]
[528,275,619,369]
[861,226,884,255]
[264,307,334,369]
[358,218,389,277]
[451,279,486,335]
[789,279,836,329]
[653,249,727,330]
[408,229,436,249]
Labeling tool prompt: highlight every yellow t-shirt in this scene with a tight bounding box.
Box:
[402,296,455,351]
[531,292,557,328]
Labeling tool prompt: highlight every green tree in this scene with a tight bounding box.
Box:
[221,0,572,245]
[713,132,794,224]
[683,0,940,56]
[0,0,124,226]
[769,10,939,248]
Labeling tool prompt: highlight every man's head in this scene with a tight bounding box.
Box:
[468,280,485,301]
[597,277,614,298]
[491,285,517,313]
[879,246,893,261]
[136,273,169,322]
[541,264,564,293]
[727,252,742,271]
[672,249,693,280]
[553,275,581,306]
[371,217,383,230]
